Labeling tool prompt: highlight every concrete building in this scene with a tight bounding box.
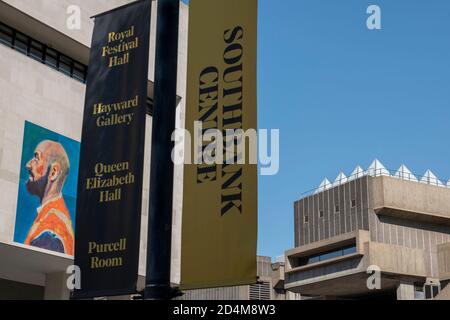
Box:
[179,256,299,300]
[0,0,188,299]
[285,160,450,300]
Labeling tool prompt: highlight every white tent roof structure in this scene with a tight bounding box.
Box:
[367,159,390,177]
[309,163,448,196]
[348,165,365,181]
[420,170,445,187]
[316,178,331,194]
[333,172,348,187]
[393,164,418,182]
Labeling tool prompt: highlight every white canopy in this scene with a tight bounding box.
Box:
[393,164,418,182]
[367,159,390,177]
[348,165,365,181]
[333,172,348,187]
[420,170,445,187]
[316,178,331,194]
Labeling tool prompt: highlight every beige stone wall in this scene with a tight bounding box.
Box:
[0,0,188,286]
[2,0,189,98]
[2,0,133,47]
[0,44,85,245]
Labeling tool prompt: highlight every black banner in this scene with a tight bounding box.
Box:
[73,0,151,299]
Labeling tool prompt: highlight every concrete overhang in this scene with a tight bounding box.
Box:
[0,1,90,64]
[0,241,153,287]
[286,271,424,298]
[285,230,429,297]
[372,176,450,226]
[0,242,72,286]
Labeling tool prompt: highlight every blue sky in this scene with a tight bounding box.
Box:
[258,0,450,259]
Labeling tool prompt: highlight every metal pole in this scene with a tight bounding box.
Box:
[144,0,180,300]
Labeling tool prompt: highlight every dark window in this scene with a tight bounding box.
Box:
[320,250,342,261]
[45,47,58,69]
[59,54,72,76]
[308,256,320,264]
[351,199,356,208]
[343,246,357,255]
[0,24,13,46]
[432,285,440,298]
[335,205,340,213]
[298,244,357,266]
[29,41,44,62]
[73,62,86,82]
[0,22,88,84]
[424,283,441,299]
[319,210,324,218]
[425,285,431,299]
[14,32,28,54]
[304,214,309,223]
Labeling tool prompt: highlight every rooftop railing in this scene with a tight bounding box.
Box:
[301,167,450,197]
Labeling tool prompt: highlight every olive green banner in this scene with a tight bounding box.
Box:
[181,0,258,290]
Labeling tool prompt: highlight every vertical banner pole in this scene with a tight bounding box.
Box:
[144,0,180,300]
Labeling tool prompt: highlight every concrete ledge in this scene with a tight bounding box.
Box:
[286,252,363,274]
[372,176,450,225]
[285,230,369,271]
[375,207,450,227]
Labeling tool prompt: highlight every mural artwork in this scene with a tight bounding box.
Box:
[14,121,80,256]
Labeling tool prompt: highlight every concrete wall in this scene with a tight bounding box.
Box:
[296,176,450,279]
[367,178,450,278]
[365,242,427,278]
[368,213,450,278]
[290,176,450,298]
[295,176,370,247]
[0,0,188,290]
[178,257,286,300]
[372,176,450,220]
[438,243,450,280]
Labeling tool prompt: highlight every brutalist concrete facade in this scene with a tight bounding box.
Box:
[285,175,450,300]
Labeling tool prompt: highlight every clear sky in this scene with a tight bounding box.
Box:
[258,0,450,259]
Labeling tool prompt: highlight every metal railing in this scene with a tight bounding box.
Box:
[301,168,449,197]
